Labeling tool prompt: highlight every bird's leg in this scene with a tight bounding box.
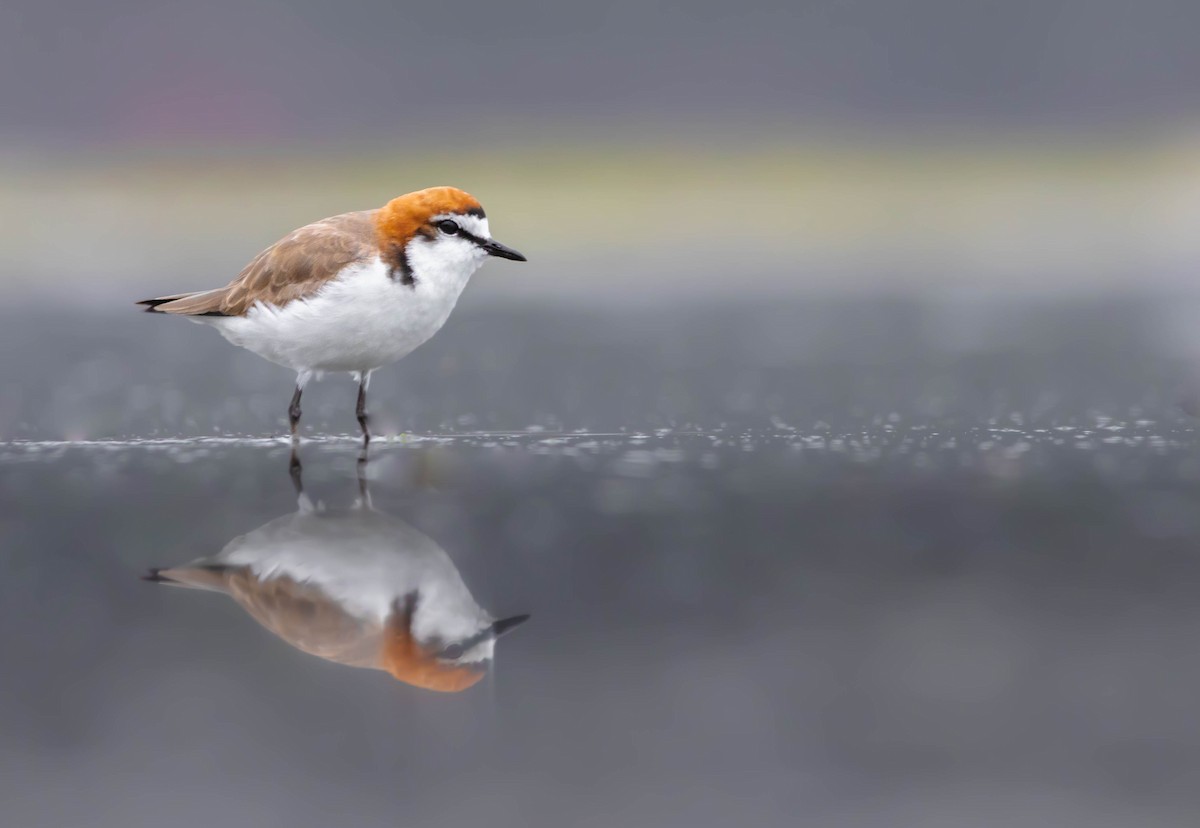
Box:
[288,444,318,513]
[288,384,304,439]
[356,375,370,446]
[289,448,304,497]
[355,446,372,508]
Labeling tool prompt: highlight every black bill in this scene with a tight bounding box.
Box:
[480,238,528,262]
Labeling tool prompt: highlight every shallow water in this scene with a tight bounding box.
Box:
[6,299,1200,826]
[3,429,1200,826]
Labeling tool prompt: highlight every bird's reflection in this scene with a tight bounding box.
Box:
[143,454,528,692]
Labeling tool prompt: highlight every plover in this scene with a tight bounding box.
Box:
[138,186,526,442]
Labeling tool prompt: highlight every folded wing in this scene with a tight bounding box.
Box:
[136,211,379,317]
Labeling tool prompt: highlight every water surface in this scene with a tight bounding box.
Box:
[5,299,1200,826]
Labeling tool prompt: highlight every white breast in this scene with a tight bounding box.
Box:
[209,251,482,374]
[218,509,491,643]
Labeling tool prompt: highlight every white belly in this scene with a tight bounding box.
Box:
[206,256,472,374]
[219,509,484,629]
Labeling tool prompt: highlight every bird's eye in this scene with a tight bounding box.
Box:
[440,643,464,659]
[437,220,460,235]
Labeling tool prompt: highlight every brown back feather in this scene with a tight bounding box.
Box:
[223,570,386,668]
[140,212,379,317]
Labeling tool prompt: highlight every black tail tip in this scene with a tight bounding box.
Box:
[141,568,169,582]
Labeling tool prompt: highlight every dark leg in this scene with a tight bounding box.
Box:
[356,377,370,446]
[288,385,303,438]
[356,444,370,504]
[289,448,303,496]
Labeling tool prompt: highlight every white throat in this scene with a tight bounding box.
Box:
[404,214,492,293]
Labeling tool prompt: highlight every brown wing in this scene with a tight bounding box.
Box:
[225,570,384,669]
[137,211,379,317]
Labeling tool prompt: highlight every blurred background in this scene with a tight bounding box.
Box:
[7,3,1200,827]
[3,0,1200,307]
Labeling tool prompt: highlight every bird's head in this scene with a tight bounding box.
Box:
[374,186,526,287]
[382,604,530,693]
